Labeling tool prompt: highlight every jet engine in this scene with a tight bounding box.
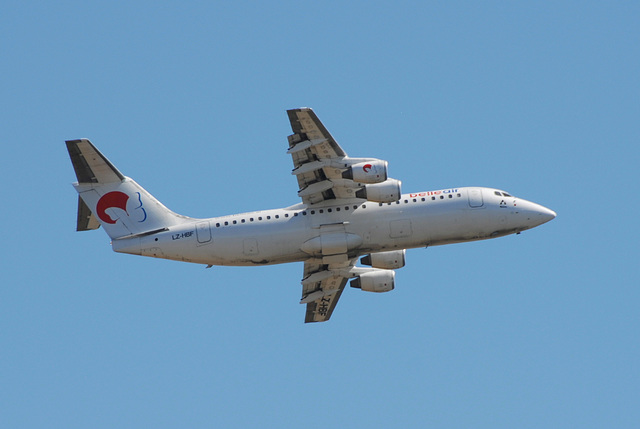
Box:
[355,179,401,203]
[360,250,406,269]
[342,160,388,184]
[350,270,395,293]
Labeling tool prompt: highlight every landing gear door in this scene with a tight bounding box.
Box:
[467,188,484,208]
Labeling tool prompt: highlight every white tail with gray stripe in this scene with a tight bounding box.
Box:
[66,139,189,240]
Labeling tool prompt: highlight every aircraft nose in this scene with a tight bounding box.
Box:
[525,202,556,227]
[539,206,557,223]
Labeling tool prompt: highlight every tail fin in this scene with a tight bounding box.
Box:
[66,139,189,240]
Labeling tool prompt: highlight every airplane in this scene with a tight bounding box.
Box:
[66,108,556,323]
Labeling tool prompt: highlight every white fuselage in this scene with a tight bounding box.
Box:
[112,187,556,266]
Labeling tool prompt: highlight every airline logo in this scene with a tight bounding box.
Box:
[362,163,373,172]
[96,191,147,224]
[410,189,459,198]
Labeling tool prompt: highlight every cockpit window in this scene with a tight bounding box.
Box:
[502,192,512,197]
[494,191,501,196]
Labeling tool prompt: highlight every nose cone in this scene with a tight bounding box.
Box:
[539,206,557,224]
[522,201,556,228]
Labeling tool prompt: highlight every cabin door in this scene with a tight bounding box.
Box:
[467,188,484,208]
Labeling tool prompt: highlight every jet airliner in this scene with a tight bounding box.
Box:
[66,108,556,323]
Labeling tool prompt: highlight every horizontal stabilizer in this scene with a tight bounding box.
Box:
[76,196,100,231]
[66,139,125,184]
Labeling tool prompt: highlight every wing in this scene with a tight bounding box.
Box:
[287,108,360,205]
[300,260,354,323]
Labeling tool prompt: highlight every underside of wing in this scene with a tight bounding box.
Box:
[298,253,400,323]
[286,108,401,206]
[300,261,352,323]
[287,108,352,205]
[287,108,347,158]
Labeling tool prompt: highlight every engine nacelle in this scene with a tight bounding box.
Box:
[342,160,388,184]
[361,250,406,269]
[350,270,395,293]
[355,179,401,203]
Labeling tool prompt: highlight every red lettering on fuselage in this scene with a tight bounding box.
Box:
[410,189,458,198]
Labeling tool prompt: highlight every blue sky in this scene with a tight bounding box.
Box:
[1,1,638,427]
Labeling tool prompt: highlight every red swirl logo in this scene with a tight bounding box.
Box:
[96,191,130,224]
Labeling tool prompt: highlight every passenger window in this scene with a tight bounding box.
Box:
[285,214,289,218]
[224,221,229,226]
[310,210,315,215]
[241,219,245,223]
[267,216,271,219]
[413,199,417,203]
[275,215,279,219]
[216,223,220,227]
[336,207,340,211]
[431,197,436,200]
[233,220,237,224]
[319,209,323,213]
[328,208,332,213]
[440,196,444,199]
[258,217,262,220]
[448,194,452,198]
[250,218,254,222]
[404,200,408,203]
[421,198,425,202]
